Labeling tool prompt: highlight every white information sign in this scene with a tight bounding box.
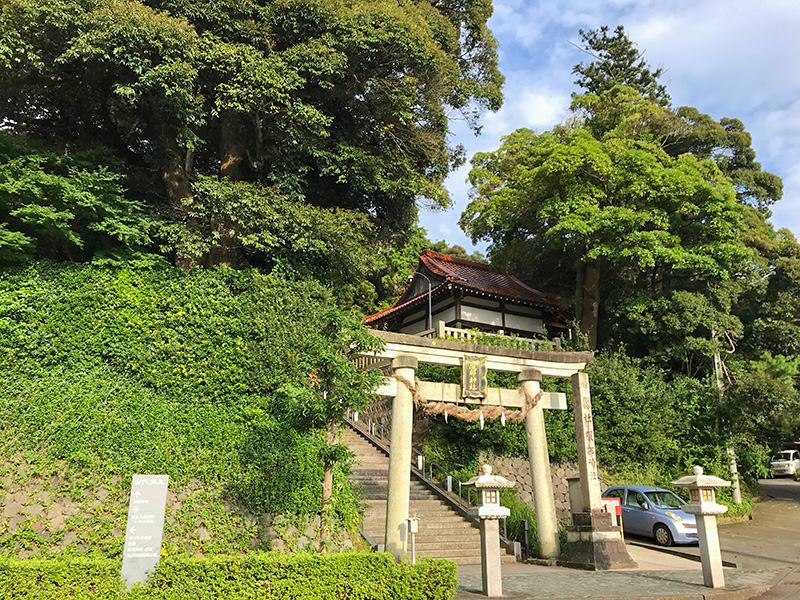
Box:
[120,474,169,587]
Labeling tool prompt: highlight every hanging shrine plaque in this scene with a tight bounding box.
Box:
[462,355,488,399]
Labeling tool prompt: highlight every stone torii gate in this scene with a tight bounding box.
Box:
[358,330,634,570]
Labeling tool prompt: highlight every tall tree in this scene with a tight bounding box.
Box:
[573,26,782,211]
[0,0,504,268]
[572,25,670,106]
[461,86,748,351]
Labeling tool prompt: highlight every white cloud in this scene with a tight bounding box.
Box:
[491,0,662,49]
[748,99,800,171]
[481,86,572,138]
[628,1,800,113]
[770,164,800,233]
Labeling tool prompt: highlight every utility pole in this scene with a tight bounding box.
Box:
[712,336,742,505]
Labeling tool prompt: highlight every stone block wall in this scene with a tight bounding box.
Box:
[491,456,608,521]
[0,458,353,559]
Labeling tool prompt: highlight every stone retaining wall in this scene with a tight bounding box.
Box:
[0,458,352,559]
[491,456,608,520]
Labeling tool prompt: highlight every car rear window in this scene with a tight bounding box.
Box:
[773,452,794,461]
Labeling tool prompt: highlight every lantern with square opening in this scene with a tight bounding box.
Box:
[463,464,515,519]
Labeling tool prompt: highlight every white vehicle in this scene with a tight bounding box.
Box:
[769,449,800,476]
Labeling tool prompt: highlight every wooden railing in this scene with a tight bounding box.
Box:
[420,321,560,351]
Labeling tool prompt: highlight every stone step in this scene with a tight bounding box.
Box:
[349,450,388,456]
[414,540,485,551]
[366,543,486,554]
[352,477,427,485]
[359,493,434,500]
[363,529,481,542]
[367,533,482,545]
[341,439,381,448]
[363,509,475,522]
[363,498,449,506]
[364,511,469,521]
[354,484,431,494]
[362,503,456,512]
[367,507,472,516]
[344,422,517,565]
[414,551,518,565]
[362,516,479,529]
[359,489,430,500]
[355,483,432,489]
[351,478,429,488]
[363,524,480,536]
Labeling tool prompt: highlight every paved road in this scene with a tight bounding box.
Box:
[759,477,800,502]
[628,478,800,570]
[737,479,800,599]
[720,479,800,571]
[456,479,800,599]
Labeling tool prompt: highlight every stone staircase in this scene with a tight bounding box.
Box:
[343,425,516,565]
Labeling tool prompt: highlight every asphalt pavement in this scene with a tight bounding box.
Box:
[454,478,800,600]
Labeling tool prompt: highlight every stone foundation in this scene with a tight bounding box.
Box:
[559,510,636,570]
[0,459,353,558]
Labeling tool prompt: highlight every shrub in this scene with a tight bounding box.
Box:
[0,553,458,600]
[0,556,121,599]
[500,488,537,549]
[0,262,378,557]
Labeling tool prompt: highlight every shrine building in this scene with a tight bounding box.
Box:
[364,248,568,339]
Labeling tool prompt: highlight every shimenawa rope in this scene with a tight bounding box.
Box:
[391,375,542,423]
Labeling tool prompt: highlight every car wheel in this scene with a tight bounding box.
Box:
[654,524,673,547]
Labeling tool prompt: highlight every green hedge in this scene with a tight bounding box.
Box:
[0,553,458,600]
[0,556,121,599]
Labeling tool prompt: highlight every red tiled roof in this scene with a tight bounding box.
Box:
[364,249,563,325]
[419,249,558,305]
[363,282,449,324]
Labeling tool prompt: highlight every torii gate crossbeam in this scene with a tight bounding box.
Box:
[357,330,636,570]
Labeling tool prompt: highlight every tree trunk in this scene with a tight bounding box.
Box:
[321,423,337,512]
[220,111,249,181]
[574,258,585,331]
[319,422,338,551]
[210,111,250,268]
[575,258,600,349]
[161,134,196,268]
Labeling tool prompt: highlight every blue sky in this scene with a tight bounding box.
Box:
[421,0,800,253]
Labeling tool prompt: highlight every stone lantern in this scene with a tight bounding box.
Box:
[463,465,515,597]
[672,465,731,588]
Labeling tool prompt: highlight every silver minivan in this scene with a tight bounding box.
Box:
[769,449,800,476]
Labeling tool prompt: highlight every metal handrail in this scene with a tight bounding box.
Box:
[345,410,510,546]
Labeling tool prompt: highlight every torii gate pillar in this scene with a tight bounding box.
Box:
[559,372,636,570]
[519,369,559,559]
[384,354,417,560]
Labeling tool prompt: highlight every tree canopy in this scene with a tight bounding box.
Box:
[0,0,503,270]
[572,25,670,106]
[459,26,800,463]
[462,86,748,352]
[572,26,782,211]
